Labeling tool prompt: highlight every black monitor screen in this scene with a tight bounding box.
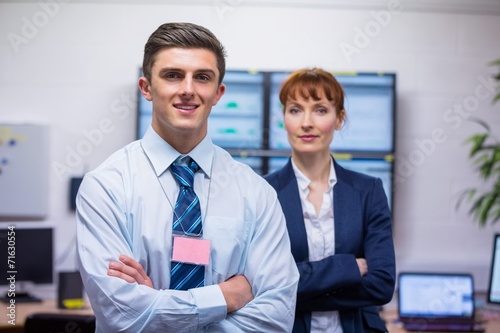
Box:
[488,234,500,304]
[269,72,395,153]
[0,227,53,285]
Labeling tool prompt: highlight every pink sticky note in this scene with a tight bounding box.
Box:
[172,236,211,265]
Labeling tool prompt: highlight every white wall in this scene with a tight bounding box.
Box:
[1,0,500,298]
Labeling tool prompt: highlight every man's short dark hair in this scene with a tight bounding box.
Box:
[142,22,227,84]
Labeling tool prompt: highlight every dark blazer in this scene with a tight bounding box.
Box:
[264,158,396,333]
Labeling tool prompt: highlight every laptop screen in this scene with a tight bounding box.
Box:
[398,272,475,319]
[487,234,500,304]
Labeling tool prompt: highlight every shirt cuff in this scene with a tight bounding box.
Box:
[191,284,227,327]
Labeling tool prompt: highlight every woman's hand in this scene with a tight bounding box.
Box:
[356,258,368,276]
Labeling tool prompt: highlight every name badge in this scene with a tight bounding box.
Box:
[172,236,211,266]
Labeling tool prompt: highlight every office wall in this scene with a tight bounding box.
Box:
[1,0,500,295]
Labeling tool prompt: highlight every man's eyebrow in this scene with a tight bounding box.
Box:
[157,68,217,76]
[195,68,217,76]
[158,67,182,75]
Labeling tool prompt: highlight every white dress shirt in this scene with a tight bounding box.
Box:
[292,159,344,333]
[76,127,299,332]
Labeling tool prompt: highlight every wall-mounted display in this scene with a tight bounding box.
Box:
[137,70,396,208]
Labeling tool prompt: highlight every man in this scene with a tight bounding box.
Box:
[76,22,299,332]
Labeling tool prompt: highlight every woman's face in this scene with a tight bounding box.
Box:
[283,90,343,156]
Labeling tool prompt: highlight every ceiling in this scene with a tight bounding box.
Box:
[1,0,500,15]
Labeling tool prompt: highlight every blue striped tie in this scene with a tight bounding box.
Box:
[170,157,204,290]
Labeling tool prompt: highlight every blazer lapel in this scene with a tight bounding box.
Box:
[333,160,363,254]
[276,159,309,262]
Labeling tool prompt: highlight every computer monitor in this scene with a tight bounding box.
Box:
[487,234,500,305]
[136,69,396,181]
[208,71,265,149]
[268,157,393,210]
[137,70,265,150]
[269,72,396,153]
[0,226,54,301]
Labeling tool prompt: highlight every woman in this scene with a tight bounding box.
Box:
[264,68,395,333]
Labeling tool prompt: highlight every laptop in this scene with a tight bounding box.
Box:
[398,272,485,332]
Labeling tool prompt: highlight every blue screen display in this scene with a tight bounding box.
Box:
[137,71,264,149]
[268,157,393,210]
[136,69,395,202]
[269,72,395,153]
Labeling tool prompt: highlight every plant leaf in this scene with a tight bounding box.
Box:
[460,58,500,227]
[469,118,491,132]
[489,59,500,66]
[493,93,500,104]
[467,134,489,157]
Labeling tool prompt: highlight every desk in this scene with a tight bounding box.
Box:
[3,303,499,332]
[0,299,93,332]
[381,308,500,333]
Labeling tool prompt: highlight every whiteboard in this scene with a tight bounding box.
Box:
[0,124,50,219]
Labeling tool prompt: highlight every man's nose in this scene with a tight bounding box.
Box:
[180,77,194,96]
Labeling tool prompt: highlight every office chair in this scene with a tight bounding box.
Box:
[24,313,96,333]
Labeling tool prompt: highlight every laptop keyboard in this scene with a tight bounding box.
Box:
[405,322,484,332]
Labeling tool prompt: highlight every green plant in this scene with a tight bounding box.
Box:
[461,59,500,226]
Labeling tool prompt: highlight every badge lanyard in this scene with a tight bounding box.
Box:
[140,142,214,237]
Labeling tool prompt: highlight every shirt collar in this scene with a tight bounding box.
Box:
[291,157,337,191]
[140,126,214,177]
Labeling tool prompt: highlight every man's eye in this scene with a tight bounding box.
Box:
[165,73,180,79]
[197,75,210,81]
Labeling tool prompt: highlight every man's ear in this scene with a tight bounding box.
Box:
[212,83,226,106]
[138,77,152,102]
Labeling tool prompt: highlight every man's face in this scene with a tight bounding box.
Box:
[139,47,225,151]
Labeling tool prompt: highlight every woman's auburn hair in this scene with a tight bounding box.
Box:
[279,68,345,116]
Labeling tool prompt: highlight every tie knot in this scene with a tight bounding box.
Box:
[171,157,199,188]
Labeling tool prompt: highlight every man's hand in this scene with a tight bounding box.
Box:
[108,255,154,288]
[356,258,368,276]
[109,255,253,313]
[219,275,254,313]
